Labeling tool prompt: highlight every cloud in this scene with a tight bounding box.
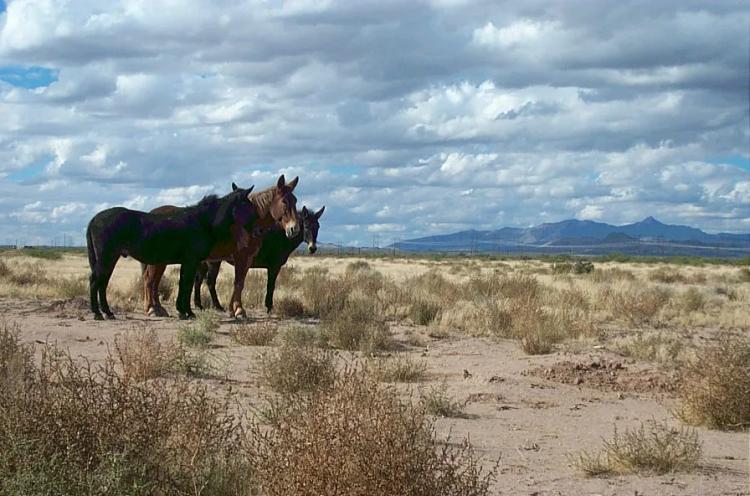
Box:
[0,0,748,246]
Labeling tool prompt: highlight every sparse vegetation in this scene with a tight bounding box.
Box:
[320,296,391,353]
[421,382,465,418]
[274,294,306,318]
[176,310,220,347]
[248,368,496,496]
[231,321,278,346]
[571,421,702,477]
[675,334,750,430]
[371,353,429,382]
[259,344,337,394]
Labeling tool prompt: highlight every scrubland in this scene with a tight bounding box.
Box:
[0,249,748,495]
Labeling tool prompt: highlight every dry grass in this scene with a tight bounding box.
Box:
[248,368,496,496]
[114,326,179,382]
[0,323,253,495]
[320,296,391,353]
[571,421,702,477]
[176,310,220,348]
[612,332,689,366]
[259,344,337,394]
[274,294,305,318]
[231,321,278,346]
[421,382,466,418]
[370,353,429,382]
[675,334,750,430]
[610,286,671,325]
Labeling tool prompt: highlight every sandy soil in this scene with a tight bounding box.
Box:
[1,255,748,495]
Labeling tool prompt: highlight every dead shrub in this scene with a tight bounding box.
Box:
[231,322,277,346]
[248,368,496,496]
[299,272,350,318]
[675,334,750,430]
[613,332,687,365]
[53,275,88,298]
[497,273,542,301]
[0,339,253,495]
[649,267,687,284]
[440,299,512,338]
[679,287,706,312]
[274,294,305,318]
[320,297,391,353]
[408,270,463,303]
[410,298,442,325]
[259,344,337,394]
[8,262,48,286]
[114,326,178,382]
[611,286,671,325]
[421,382,466,418]
[275,325,327,348]
[370,353,428,382]
[571,421,701,476]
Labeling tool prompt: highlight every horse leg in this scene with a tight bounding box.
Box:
[177,262,198,320]
[229,260,250,320]
[265,266,280,314]
[149,264,169,317]
[97,255,119,320]
[193,263,207,310]
[206,262,224,311]
[89,271,103,320]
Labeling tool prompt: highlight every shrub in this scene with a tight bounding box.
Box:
[176,310,220,348]
[571,421,701,476]
[248,368,496,496]
[421,382,465,418]
[114,327,178,382]
[649,267,687,284]
[259,344,337,394]
[231,322,277,346]
[53,276,88,298]
[275,325,327,348]
[345,260,372,274]
[320,297,391,353]
[589,268,635,283]
[274,295,305,318]
[410,298,442,325]
[0,258,11,279]
[370,354,428,382]
[737,267,750,283]
[613,332,686,365]
[0,339,252,495]
[679,287,706,312]
[572,260,594,274]
[611,286,671,325]
[675,335,750,430]
[551,262,573,274]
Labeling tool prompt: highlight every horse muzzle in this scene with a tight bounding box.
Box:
[308,244,317,254]
[285,224,299,238]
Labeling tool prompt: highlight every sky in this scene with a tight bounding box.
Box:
[0,0,748,247]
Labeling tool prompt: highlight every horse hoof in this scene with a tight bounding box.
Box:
[94,313,104,321]
[105,313,116,320]
[178,312,192,320]
[233,308,247,320]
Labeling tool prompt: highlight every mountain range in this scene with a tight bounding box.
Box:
[391,217,750,257]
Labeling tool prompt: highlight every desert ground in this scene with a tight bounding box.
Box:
[0,249,748,495]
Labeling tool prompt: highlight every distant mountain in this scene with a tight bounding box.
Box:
[391,217,750,258]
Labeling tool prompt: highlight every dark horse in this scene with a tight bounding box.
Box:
[86,185,257,321]
[193,205,325,313]
[142,175,301,319]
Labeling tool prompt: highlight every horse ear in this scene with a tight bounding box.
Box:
[315,206,325,219]
[287,176,299,192]
[277,174,286,189]
[245,185,254,200]
[232,182,239,191]
[302,206,309,215]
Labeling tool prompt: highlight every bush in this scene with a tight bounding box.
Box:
[248,368,496,496]
[114,327,178,382]
[611,286,671,325]
[409,298,442,325]
[649,267,687,284]
[53,276,88,298]
[176,311,220,348]
[275,325,327,348]
[675,335,750,430]
[320,297,391,353]
[274,295,305,318]
[571,421,701,476]
[0,334,253,495]
[0,259,11,279]
[231,322,277,346]
[370,354,428,382]
[572,260,594,274]
[680,287,706,312]
[421,382,465,418]
[259,344,337,394]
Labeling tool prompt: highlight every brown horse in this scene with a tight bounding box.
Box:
[142,175,299,318]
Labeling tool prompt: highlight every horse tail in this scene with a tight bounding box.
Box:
[86,222,98,271]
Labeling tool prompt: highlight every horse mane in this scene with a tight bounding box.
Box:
[248,185,277,218]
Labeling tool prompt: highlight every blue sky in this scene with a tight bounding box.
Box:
[0,0,748,246]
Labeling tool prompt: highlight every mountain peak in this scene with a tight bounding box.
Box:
[641,216,662,225]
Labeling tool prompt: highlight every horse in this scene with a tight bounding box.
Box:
[142,175,300,319]
[86,185,257,321]
[191,205,324,313]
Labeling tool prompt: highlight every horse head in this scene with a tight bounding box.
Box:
[301,205,325,254]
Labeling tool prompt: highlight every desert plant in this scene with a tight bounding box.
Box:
[0,258,11,279]
[421,382,465,418]
[231,322,278,346]
[274,295,306,318]
[320,297,391,353]
[613,332,687,365]
[370,353,428,382]
[572,260,595,274]
[410,298,442,325]
[275,325,327,348]
[53,275,88,298]
[649,267,687,284]
[571,421,701,476]
[0,340,253,495]
[675,334,750,430]
[176,310,220,348]
[113,327,178,382]
[611,286,671,325]
[259,344,337,394]
[248,368,496,495]
[679,287,706,312]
